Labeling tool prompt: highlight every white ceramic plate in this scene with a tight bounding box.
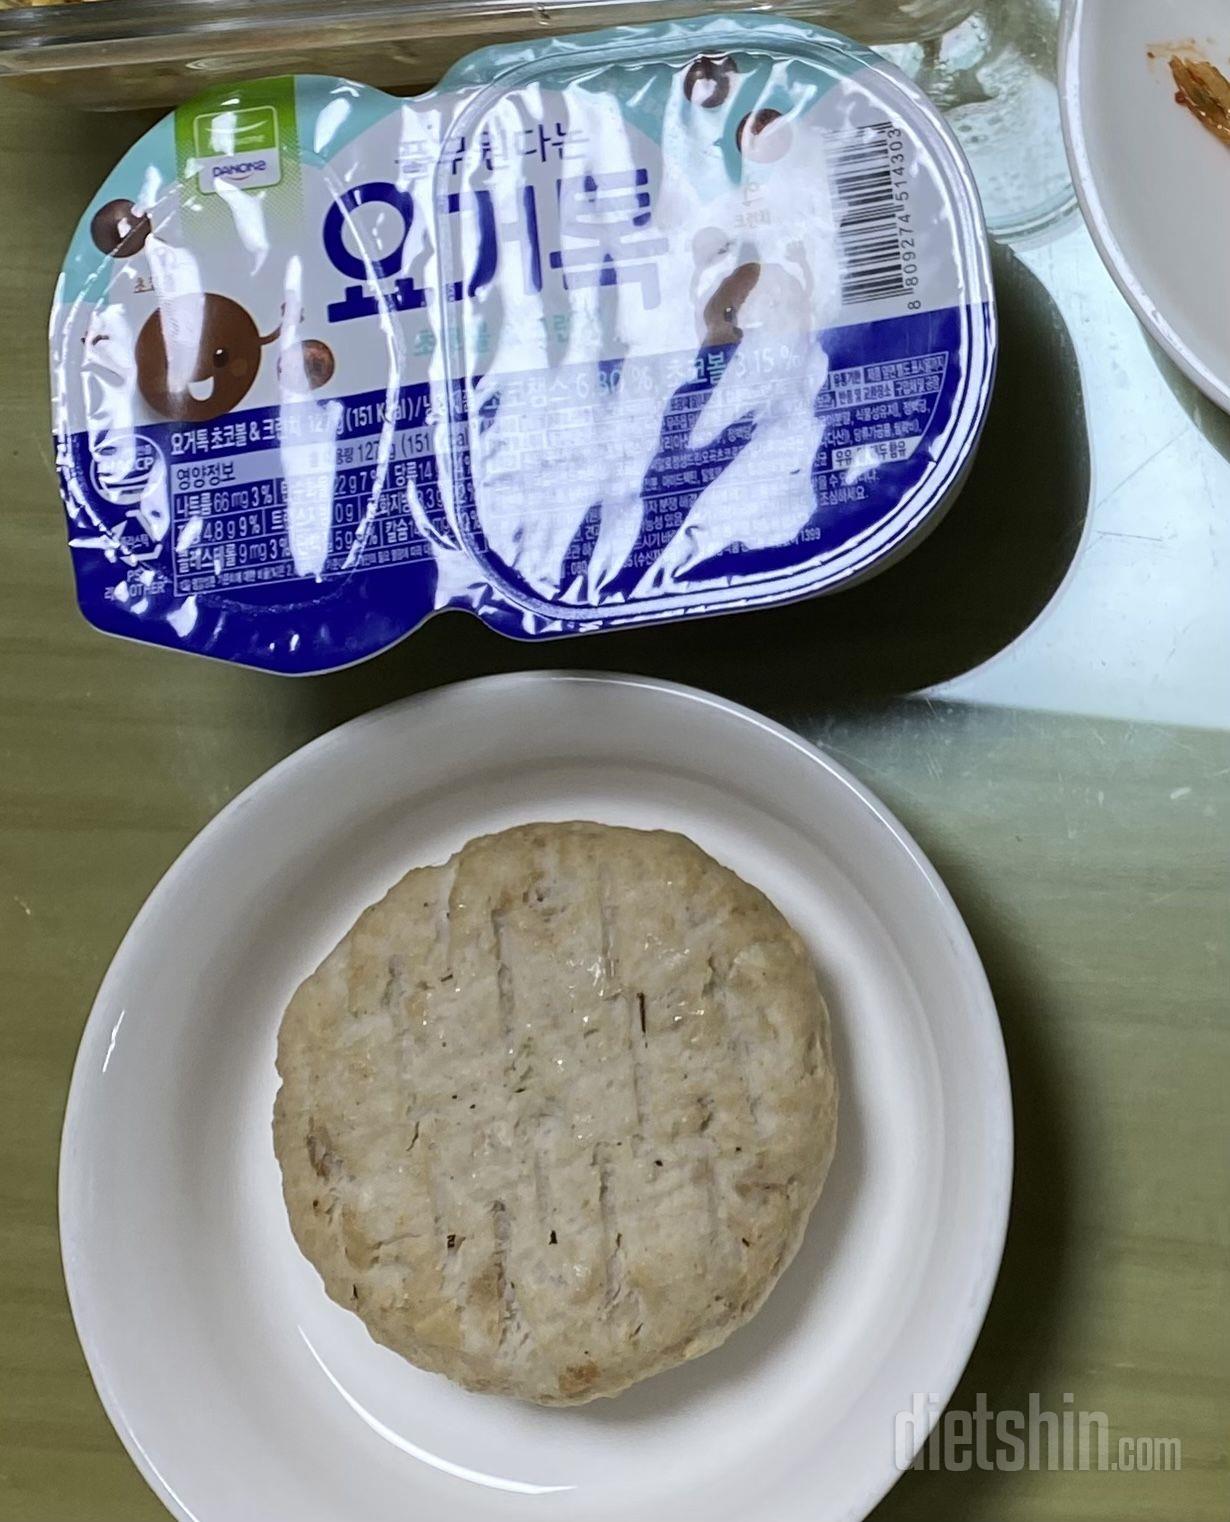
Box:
[1061,0,1230,413]
[60,673,1012,1522]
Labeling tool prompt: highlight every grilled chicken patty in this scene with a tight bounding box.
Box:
[274,822,837,1403]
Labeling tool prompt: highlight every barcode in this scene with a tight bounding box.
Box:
[826,122,908,306]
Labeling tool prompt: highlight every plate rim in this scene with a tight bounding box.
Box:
[1059,0,1230,415]
[58,670,1014,1522]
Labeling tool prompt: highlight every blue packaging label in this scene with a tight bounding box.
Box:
[51,16,996,672]
[449,307,979,625]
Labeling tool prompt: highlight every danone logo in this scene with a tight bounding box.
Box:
[173,78,298,203]
[193,105,282,194]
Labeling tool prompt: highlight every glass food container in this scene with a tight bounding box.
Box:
[0,0,980,110]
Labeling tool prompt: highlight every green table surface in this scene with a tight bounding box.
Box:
[1,12,1228,1519]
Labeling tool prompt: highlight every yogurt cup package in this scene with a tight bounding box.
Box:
[51,15,997,674]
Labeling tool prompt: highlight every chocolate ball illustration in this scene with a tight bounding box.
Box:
[683,55,737,109]
[278,338,335,396]
[135,293,276,423]
[736,108,793,163]
[733,261,812,338]
[90,198,153,259]
[702,261,762,346]
[692,225,732,270]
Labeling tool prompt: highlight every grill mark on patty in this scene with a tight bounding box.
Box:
[439,862,456,971]
[491,906,534,1106]
[306,1120,343,1181]
[598,864,649,1144]
[492,1198,524,1349]
[382,954,406,1011]
[492,908,516,1056]
[596,1150,622,1305]
[532,1138,551,1226]
[596,1145,644,1334]
[596,863,617,995]
[423,1125,463,1303]
[704,955,762,1134]
[700,1143,724,1280]
[530,1122,564,1263]
[389,952,422,1111]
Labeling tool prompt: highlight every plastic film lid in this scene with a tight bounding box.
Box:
[50,16,995,673]
[435,17,997,630]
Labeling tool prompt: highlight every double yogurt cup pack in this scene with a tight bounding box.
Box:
[51,15,997,673]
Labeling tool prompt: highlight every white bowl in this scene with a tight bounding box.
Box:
[1061,0,1230,412]
[60,673,1012,1522]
